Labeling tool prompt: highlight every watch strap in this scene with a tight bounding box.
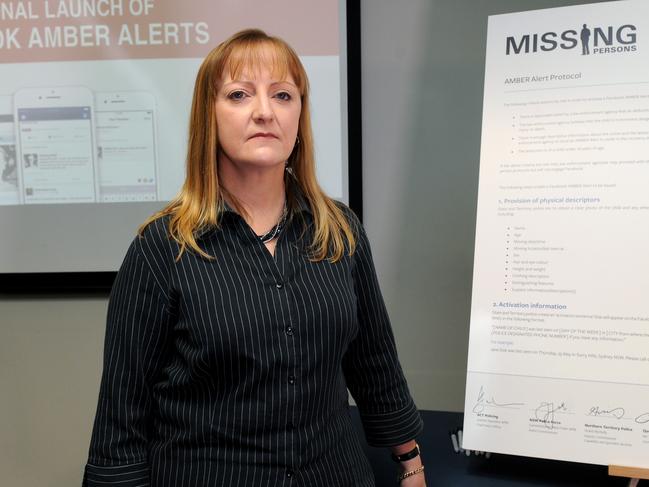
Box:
[391,443,420,463]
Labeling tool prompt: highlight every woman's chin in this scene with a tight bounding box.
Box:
[240,156,288,170]
[219,149,289,172]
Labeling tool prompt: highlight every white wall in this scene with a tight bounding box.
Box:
[1,297,106,486]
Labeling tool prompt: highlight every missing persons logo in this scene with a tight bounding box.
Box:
[506,24,637,55]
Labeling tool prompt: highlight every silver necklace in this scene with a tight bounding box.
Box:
[257,201,288,243]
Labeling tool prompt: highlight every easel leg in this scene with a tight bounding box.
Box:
[628,479,639,487]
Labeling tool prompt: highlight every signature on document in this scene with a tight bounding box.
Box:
[472,385,525,414]
[534,401,568,429]
[586,406,625,420]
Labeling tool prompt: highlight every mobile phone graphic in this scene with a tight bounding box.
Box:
[14,87,97,205]
[95,92,159,202]
[0,96,19,206]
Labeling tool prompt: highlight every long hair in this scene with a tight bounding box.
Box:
[138,28,356,262]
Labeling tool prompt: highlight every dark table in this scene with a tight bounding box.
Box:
[351,409,631,487]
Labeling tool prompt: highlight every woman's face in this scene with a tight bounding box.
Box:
[215,57,301,173]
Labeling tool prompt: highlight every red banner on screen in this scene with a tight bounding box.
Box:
[0,0,339,63]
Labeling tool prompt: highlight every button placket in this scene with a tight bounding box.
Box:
[272,222,299,475]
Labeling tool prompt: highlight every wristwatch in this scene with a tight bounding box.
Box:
[390,442,420,463]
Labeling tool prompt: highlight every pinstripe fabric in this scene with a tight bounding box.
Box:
[83,185,424,487]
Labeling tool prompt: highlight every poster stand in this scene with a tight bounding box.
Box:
[609,465,649,486]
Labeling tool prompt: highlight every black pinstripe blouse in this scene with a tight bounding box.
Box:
[82,184,424,487]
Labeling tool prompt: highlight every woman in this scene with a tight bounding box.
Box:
[83,29,425,487]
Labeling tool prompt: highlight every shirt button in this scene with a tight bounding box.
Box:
[276,282,283,289]
[285,326,294,336]
[286,468,294,478]
[288,375,296,385]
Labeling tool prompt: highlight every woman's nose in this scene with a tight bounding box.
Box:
[252,94,274,122]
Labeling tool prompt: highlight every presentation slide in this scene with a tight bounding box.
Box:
[0,0,347,273]
[464,0,649,467]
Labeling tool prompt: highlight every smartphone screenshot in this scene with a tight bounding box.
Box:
[96,92,158,202]
[0,98,19,206]
[15,88,97,205]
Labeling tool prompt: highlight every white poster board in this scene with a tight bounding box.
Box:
[464,0,649,468]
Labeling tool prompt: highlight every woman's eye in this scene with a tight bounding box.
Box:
[275,92,292,101]
[227,91,246,101]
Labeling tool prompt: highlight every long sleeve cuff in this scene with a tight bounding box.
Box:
[83,461,150,487]
[357,400,424,447]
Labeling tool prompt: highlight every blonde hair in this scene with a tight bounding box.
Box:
[138,28,356,262]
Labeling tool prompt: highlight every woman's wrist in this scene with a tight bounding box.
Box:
[391,440,417,456]
[391,441,420,464]
[398,455,423,473]
[396,463,425,483]
[390,440,424,481]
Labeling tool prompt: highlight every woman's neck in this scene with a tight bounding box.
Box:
[219,160,286,234]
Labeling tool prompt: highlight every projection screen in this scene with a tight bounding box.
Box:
[0,0,358,291]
